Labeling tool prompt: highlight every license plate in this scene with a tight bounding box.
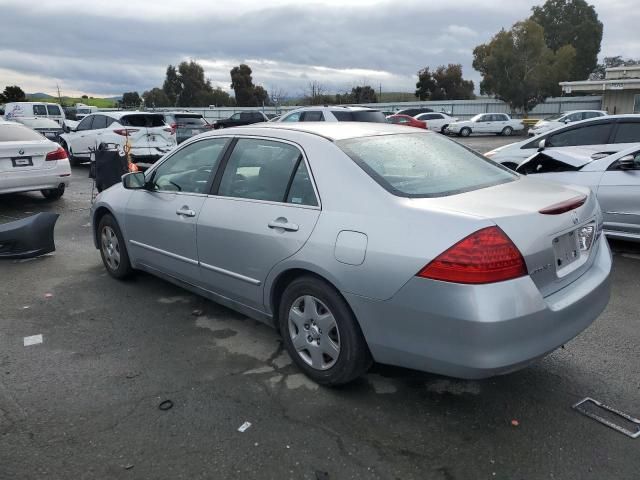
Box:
[11,157,33,167]
[553,223,595,271]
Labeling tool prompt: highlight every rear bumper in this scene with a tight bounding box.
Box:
[0,160,71,195]
[130,146,174,168]
[345,235,611,379]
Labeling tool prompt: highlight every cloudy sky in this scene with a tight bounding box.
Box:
[1,0,637,98]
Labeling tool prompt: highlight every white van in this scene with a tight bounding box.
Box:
[75,103,99,120]
[3,102,66,126]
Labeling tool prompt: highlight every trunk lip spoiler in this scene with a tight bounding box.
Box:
[539,195,587,215]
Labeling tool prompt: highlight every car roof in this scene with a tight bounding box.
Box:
[161,111,204,116]
[286,105,380,113]
[214,122,429,141]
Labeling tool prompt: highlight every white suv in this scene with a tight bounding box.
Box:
[59,112,176,167]
[276,106,387,123]
[528,110,607,136]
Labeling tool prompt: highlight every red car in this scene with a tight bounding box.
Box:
[386,114,427,129]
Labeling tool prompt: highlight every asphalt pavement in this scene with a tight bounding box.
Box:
[1,135,639,480]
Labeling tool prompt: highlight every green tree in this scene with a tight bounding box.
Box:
[531,0,602,80]
[142,88,171,108]
[2,85,27,102]
[472,20,576,114]
[121,91,141,107]
[230,64,256,106]
[253,85,270,106]
[415,64,474,100]
[350,85,377,103]
[162,65,181,106]
[590,56,640,80]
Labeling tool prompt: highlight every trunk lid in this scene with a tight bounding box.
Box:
[410,176,602,297]
[0,140,57,173]
[119,114,175,152]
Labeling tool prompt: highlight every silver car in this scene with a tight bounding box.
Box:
[91,123,611,385]
[517,145,640,242]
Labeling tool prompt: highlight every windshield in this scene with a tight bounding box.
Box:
[337,133,516,197]
[332,110,387,123]
[544,113,564,121]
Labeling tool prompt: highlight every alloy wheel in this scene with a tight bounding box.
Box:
[101,226,121,271]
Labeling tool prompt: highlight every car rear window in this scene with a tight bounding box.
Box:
[0,124,45,141]
[337,133,516,198]
[120,114,165,127]
[175,115,207,126]
[332,111,387,123]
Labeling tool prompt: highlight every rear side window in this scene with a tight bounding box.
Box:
[121,114,165,127]
[613,122,640,144]
[46,105,61,115]
[175,115,206,126]
[547,123,613,147]
[217,138,301,202]
[337,133,516,198]
[33,105,47,116]
[301,111,324,122]
[333,111,387,123]
[287,161,318,206]
[0,124,44,141]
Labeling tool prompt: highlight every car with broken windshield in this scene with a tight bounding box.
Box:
[91,123,611,386]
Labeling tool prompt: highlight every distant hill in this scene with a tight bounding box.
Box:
[26,94,117,108]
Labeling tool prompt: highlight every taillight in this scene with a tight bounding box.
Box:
[170,123,177,134]
[539,195,586,215]
[113,128,139,136]
[417,226,527,284]
[45,146,67,161]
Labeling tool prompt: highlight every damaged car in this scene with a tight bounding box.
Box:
[517,146,640,242]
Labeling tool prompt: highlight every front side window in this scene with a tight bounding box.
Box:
[282,112,302,122]
[217,138,301,202]
[152,138,228,194]
[46,105,61,116]
[547,123,613,147]
[230,113,241,120]
[92,115,107,129]
[76,116,94,131]
[33,105,47,116]
[338,133,516,198]
[613,122,640,144]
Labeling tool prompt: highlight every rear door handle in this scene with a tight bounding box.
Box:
[176,206,196,218]
[268,218,299,232]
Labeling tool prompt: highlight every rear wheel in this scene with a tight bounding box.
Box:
[440,125,449,134]
[41,185,65,200]
[98,214,133,279]
[460,127,471,137]
[60,140,80,166]
[501,126,513,136]
[279,276,372,386]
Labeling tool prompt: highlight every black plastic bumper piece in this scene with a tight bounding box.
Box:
[0,212,59,259]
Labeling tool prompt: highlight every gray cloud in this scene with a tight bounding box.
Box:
[0,0,634,97]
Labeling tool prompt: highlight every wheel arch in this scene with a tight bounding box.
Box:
[92,206,115,249]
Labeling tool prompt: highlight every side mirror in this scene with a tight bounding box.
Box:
[537,138,546,151]
[63,125,71,133]
[122,172,146,189]
[618,154,640,170]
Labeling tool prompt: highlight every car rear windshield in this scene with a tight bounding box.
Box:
[332,111,387,123]
[120,114,165,127]
[337,133,516,198]
[175,115,207,126]
[0,124,44,142]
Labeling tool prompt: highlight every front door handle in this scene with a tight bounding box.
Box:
[268,218,299,232]
[176,206,196,218]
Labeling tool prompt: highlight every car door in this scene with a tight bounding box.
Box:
[197,137,321,311]
[125,138,229,285]
[67,115,95,157]
[90,115,108,147]
[597,149,640,237]
[475,114,491,133]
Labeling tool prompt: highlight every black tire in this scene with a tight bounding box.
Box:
[98,214,133,279]
[440,125,449,134]
[278,276,372,386]
[460,127,471,137]
[41,185,65,200]
[501,126,513,136]
[60,140,79,166]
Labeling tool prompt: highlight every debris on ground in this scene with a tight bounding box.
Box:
[158,400,173,411]
[237,421,252,432]
[511,419,520,427]
[191,309,204,316]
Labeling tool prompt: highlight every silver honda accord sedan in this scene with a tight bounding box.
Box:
[91,123,612,385]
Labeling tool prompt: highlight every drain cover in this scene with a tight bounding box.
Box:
[573,397,640,439]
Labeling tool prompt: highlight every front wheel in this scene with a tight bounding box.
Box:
[501,126,513,136]
[279,276,372,386]
[440,125,449,134]
[98,214,133,279]
[460,127,471,137]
